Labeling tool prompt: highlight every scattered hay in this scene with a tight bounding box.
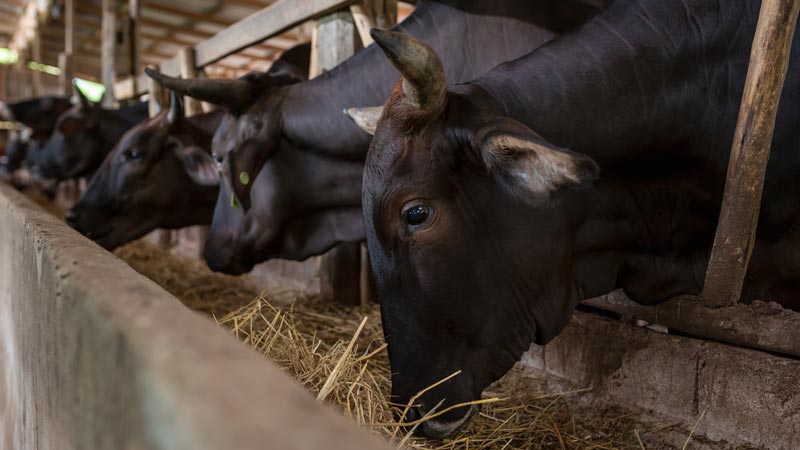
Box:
[216,295,689,450]
[115,239,708,450]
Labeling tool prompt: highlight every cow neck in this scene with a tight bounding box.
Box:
[465,0,761,168]
[278,0,600,160]
[460,0,765,304]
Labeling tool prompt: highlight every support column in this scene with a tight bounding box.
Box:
[178,47,208,259]
[101,0,117,107]
[312,10,362,305]
[701,0,800,307]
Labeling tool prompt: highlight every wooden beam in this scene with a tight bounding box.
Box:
[193,0,354,68]
[101,0,117,107]
[702,0,800,307]
[583,292,800,358]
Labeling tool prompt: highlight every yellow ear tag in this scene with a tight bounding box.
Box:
[230,193,241,208]
[239,171,250,186]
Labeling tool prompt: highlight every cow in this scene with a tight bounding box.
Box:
[2,96,72,140]
[144,0,607,275]
[65,93,223,249]
[345,0,800,438]
[0,96,72,175]
[40,86,149,181]
[67,43,311,250]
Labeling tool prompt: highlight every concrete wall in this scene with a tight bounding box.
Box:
[522,311,800,450]
[0,184,390,450]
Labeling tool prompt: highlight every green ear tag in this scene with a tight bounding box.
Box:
[230,193,241,208]
[239,171,250,186]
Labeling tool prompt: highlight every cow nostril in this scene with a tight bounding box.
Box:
[65,209,80,225]
[398,406,421,424]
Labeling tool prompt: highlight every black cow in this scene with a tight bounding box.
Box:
[41,86,148,180]
[146,0,606,275]
[66,93,223,249]
[67,43,311,250]
[348,0,800,438]
[1,96,72,175]
[2,96,72,140]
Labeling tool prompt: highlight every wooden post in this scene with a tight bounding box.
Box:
[178,47,208,258]
[31,30,43,96]
[373,0,398,30]
[65,0,75,57]
[352,0,397,306]
[312,10,362,305]
[61,0,75,97]
[129,0,140,76]
[101,0,117,107]
[147,67,173,249]
[58,53,72,96]
[701,0,800,307]
[178,48,203,117]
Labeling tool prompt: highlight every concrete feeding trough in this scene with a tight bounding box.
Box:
[0,184,390,450]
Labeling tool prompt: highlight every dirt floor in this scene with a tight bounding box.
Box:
[18,183,755,450]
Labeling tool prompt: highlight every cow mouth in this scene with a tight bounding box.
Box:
[418,404,480,439]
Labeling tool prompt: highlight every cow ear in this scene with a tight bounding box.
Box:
[345,106,383,136]
[174,143,219,186]
[477,119,599,201]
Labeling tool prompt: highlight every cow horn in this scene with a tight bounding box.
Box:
[370,29,445,115]
[145,68,257,113]
[167,89,184,126]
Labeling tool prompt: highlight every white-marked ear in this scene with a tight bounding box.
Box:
[175,144,219,186]
[478,119,598,201]
[344,106,383,136]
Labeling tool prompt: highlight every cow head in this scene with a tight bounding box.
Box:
[145,59,361,274]
[67,91,220,250]
[347,30,599,438]
[4,96,72,140]
[41,84,107,180]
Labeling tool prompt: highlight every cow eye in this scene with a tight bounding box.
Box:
[213,154,224,165]
[124,149,143,161]
[402,202,434,229]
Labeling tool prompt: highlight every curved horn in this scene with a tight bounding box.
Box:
[145,67,257,112]
[167,89,184,126]
[370,29,446,115]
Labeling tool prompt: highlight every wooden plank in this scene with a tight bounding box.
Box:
[702,0,800,307]
[193,0,355,68]
[101,0,117,107]
[583,292,800,358]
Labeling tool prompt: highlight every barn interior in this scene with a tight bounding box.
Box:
[0,1,798,450]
